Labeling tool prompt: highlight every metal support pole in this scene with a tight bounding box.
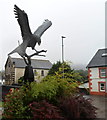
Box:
[61,36,66,78]
[61,36,66,63]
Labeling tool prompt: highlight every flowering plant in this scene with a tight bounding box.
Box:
[3,87,31,119]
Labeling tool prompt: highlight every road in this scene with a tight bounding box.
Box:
[85,95,107,119]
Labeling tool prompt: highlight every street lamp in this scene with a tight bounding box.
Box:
[61,36,66,79]
[61,36,66,63]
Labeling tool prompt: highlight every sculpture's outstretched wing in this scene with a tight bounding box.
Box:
[14,5,32,40]
[34,19,52,38]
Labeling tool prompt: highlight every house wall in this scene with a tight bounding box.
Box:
[15,68,25,84]
[5,57,52,85]
[88,67,107,95]
[15,68,49,84]
[33,69,49,82]
[5,59,15,85]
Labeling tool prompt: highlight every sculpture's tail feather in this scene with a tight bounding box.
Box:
[8,48,18,56]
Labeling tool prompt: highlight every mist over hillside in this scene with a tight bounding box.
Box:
[71,63,87,70]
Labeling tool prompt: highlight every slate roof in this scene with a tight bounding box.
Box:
[87,48,107,68]
[9,57,52,69]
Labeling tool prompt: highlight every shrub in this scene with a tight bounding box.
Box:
[31,79,59,102]
[59,95,97,119]
[76,95,97,118]
[31,76,79,104]
[29,95,97,119]
[3,78,78,119]
[3,65,96,119]
[3,82,97,119]
[29,100,64,119]
[3,86,32,119]
[18,76,24,85]
[59,96,80,119]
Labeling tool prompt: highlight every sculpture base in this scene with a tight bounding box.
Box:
[23,65,34,84]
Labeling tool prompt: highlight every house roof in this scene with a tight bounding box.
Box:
[6,57,52,69]
[87,48,107,68]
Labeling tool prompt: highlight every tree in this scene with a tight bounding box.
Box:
[48,61,83,83]
[48,61,62,75]
[75,70,88,83]
[48,61,74,75]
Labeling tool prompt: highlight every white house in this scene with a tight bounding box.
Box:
[87,48,107,95]
[5,56,52,85]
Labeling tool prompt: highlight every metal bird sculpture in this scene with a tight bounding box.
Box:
[8,5,52,57]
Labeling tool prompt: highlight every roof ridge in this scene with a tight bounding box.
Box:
[98,48,107,50]
[12,57,49,61]
[6,56,52,69]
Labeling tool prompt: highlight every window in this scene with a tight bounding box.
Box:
[100,83,105,90]
[41,70,44,76]
[98,82,106,92]
[8,62,11,67]
[99,68,107,78]
[34,70,37,76]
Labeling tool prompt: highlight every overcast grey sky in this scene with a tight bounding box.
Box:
[0,0,106,70]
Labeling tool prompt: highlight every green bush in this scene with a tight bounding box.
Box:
[3,80,97,119]
[3,76,79,119]
[18,76,24,85]
[30,75,79,104]
[3,88,31,119]
[31,79,59,102]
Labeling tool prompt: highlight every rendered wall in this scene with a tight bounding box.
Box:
[15,68,49,83]
[88,67,107,95]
